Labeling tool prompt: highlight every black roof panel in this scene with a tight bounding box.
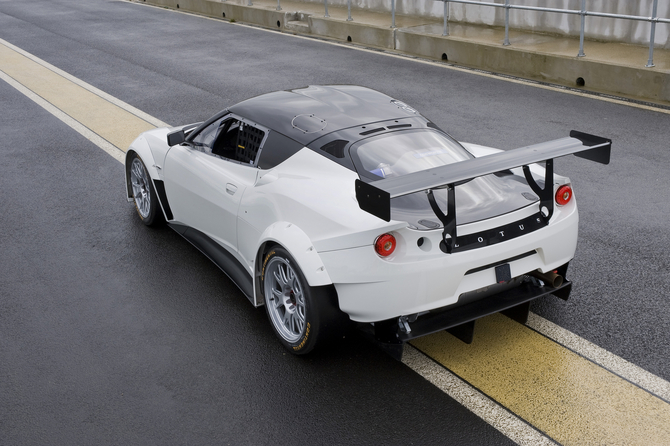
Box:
[228,85,422,146]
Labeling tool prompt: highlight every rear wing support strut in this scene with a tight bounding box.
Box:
[427,186,456,253]
[523,158,554,223]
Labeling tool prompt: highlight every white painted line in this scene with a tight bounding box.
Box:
[129,0,670,116]
[402,345,558,446]
[0,37,169,129]
[0,70,126,164]
[527,312,670,402]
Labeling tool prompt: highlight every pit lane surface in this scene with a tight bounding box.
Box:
[1,1,670,444]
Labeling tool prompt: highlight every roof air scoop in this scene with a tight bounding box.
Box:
[291,114,327,133]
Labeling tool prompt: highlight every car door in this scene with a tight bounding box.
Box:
[163,114,267,254]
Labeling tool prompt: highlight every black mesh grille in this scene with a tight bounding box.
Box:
[236,124,265,164]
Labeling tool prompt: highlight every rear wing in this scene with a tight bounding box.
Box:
[355,130,611,253]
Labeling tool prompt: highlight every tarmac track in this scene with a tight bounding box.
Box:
[1,1,669,444]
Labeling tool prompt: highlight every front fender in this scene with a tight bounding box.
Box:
[255,221,333,305]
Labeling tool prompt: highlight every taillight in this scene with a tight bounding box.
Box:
[374,233,396,257]
[555,184,573,206]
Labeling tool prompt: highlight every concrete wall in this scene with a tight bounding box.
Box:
[278,0,670,48]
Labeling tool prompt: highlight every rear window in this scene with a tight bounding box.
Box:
[350,129,472,180]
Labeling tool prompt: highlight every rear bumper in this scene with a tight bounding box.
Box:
[320,204,578,322]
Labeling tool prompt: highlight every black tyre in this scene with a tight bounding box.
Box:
[128,154,163,226]
[261,247,341,355]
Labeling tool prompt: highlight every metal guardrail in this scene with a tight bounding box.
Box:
[239,0,668,67]
[439,0,670,67]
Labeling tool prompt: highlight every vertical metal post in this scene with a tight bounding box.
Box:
[443,1,449,36]
[347,0,352,21]
[503,0,510,46]
[276,0,281,11]
[247,0,252,6]
[391,0,396,28]
[324,0,329,18]
[646,0,658,67]
[578,0,586,57]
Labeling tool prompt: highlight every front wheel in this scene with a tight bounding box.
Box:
[262,247,341,355]
[129,154,163,226]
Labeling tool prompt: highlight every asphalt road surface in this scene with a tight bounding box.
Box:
[1,1,669,444]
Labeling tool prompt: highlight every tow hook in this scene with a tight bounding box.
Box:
[398,314,420,334]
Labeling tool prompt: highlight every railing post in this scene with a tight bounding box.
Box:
[443,0,449,36]
[347,0,352,21]
[324,0,329,18]
[646,0,658,67]
[247,0,252,6]
[503,0,511,46]
[391,0,396,28]
[276,0,281,11]
[578,0,586,57]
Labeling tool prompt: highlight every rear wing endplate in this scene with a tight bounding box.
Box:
[355,130,611,252]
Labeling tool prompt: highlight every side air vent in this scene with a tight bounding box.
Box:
[387,124,412,129]
[320,139,349,158]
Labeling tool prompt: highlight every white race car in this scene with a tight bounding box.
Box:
[125,85,610,358]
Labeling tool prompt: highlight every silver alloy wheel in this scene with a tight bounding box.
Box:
[264,257,306,343]
[130,157,151,219]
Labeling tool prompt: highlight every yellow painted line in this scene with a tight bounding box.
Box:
[411,313,670,446]
[0,38,164,152]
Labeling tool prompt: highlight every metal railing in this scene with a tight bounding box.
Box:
[439,0,670,67]
[239,0,669,67]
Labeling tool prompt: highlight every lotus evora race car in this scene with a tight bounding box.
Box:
[125,85,610,358]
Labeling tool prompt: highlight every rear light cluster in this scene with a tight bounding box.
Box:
[374,233,396,257]
[555,184,573,206]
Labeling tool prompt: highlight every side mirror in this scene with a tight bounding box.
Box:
[167,129,185,146]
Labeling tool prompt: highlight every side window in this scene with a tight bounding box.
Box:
[192,117,226,151]
[211,120,240,159]
[192,116,266,166]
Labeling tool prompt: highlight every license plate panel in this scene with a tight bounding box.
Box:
[495,263,512,283]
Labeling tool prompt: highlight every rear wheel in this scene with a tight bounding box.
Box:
[129,154,163,226]
[262,247,340,354]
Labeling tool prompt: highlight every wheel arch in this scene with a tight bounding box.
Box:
[253,222,333,306]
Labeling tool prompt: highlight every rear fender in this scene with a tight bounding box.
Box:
[254,222,333,306]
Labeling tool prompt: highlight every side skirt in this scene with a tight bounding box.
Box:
[168,223,254,304]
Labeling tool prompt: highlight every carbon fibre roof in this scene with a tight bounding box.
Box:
[227,85,422,146]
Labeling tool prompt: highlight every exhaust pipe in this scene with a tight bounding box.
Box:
[529,270,563,288]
